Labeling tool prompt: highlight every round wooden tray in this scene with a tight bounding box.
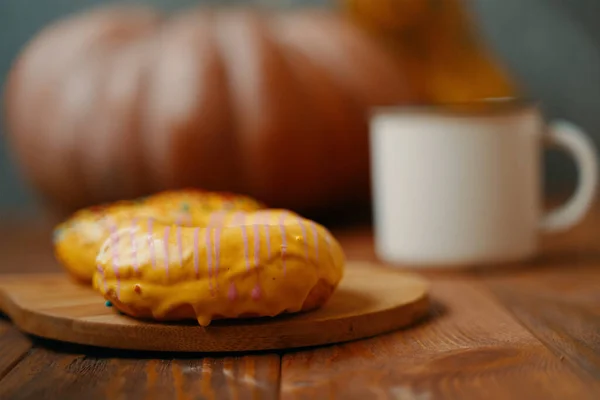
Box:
[0,262,430,352]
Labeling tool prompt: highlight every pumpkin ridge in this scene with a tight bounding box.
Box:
[110,20,163,199]
[156,9,240,193]
[266,13,339,207]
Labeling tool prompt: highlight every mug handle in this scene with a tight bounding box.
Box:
[541,120,598,233]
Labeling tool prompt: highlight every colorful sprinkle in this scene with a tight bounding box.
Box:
[105,300,113,307]
[134,284,142,294]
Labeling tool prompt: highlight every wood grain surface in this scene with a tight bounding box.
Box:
[1,202,600,398]
[0,335,282,400]
[0,264,429,353]
[280,279,597,399]
[0,342,281,400]
[486,265,600,384]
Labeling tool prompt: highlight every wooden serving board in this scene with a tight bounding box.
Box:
[0,262,429,352]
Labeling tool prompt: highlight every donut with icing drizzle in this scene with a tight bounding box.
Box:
[93,210,345,326]
[53,189,265,283]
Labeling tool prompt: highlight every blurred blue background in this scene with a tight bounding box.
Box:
[1,0,599,212]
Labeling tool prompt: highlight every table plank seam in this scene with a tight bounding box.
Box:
[0,347,30,384]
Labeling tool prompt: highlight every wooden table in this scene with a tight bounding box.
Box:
[1,204,600,399]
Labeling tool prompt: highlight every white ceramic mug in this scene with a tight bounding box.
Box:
[370,99,598,268]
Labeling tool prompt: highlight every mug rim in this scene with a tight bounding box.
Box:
[370,97,540,117]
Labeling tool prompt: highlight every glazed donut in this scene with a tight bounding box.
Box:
[93,210,345,326]
[53,190,265,282]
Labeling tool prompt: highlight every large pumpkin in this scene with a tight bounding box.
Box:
[4,5,420,214]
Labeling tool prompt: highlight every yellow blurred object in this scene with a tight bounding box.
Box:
[342,0,519,103]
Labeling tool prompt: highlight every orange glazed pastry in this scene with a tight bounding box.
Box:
[93,210,345,326]
[53,190,265,283]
